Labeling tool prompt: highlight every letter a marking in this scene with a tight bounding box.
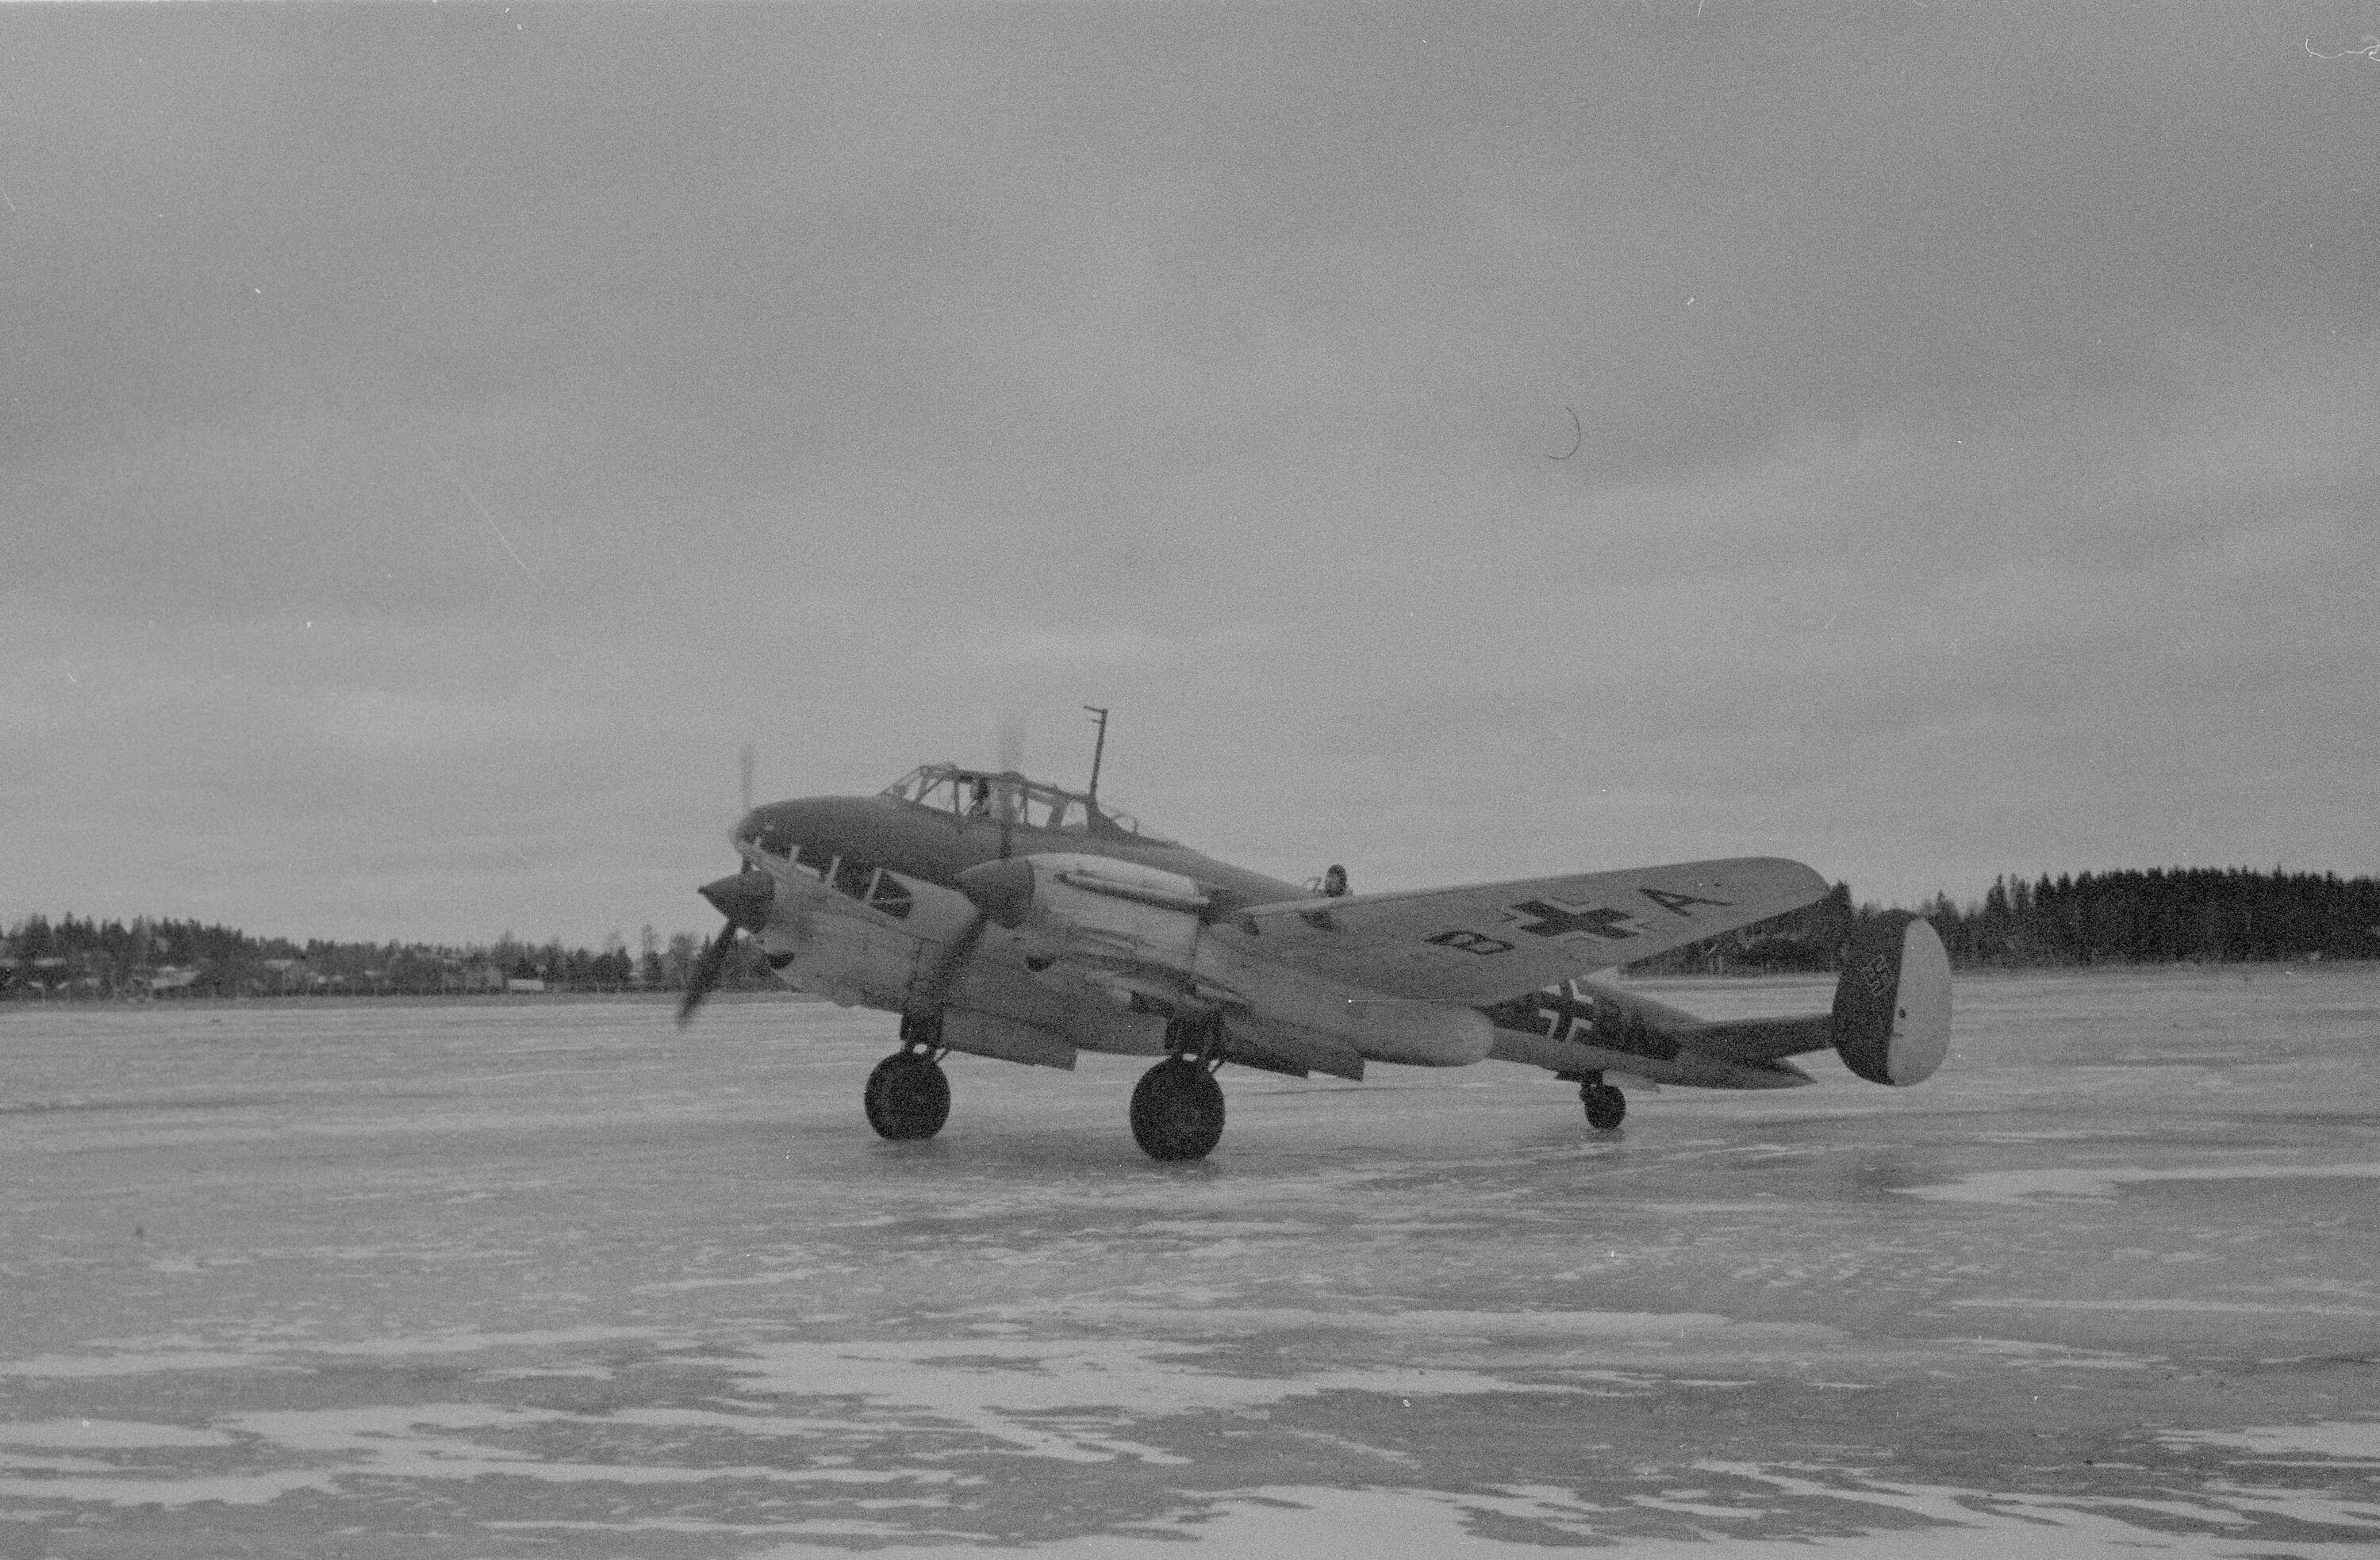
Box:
[1638,887,1733,917]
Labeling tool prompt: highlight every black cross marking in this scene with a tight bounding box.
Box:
[1531,984,1599,1040]
[1534,985,1676,1059]
[1509,899,1638,941]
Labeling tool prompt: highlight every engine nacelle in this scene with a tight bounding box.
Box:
[959,853,1206,975]
[959,856,1491,1070]
[1831,912,1952,1085]
[1236,995,1492,1070]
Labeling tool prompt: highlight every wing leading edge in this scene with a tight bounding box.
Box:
[1228,856,1829,1004]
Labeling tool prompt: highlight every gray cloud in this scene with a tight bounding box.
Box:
[5,2,2376,942]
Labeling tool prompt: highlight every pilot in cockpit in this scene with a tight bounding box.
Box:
[1322,864,1349,898]
[968,777,992,817]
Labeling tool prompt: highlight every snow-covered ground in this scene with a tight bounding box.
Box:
[3,967,2376,1556]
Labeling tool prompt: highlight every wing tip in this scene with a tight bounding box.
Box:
[1690,855,1830,908]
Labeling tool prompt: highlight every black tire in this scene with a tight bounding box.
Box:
[1583,1083,1626,1131]
[865,1052,950,1141]
[1130,1057,1225,1162]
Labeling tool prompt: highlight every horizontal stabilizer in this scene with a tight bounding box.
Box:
[1488,1021,1815,1090]
[1683,1012,1837,1067]
[1484,910,1952,1094]
[1664,916,1952,1085]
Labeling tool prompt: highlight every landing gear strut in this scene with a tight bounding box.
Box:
[1131,1015,1227,1162]
[1580,1072,1626,1130]
[865,1014,950,1141]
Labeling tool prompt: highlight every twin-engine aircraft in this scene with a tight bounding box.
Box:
[678,759,1952,1160]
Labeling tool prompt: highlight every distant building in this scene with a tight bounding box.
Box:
[259,956,322,991]
[456,961,508,993]
[505,976,547,994]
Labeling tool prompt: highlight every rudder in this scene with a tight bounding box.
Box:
[1830,912,1952,1086]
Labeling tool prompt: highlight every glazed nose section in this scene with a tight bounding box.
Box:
[735,799,831,859]
[699,869,775,933]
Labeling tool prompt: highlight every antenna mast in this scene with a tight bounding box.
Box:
[1082,706,1110,804]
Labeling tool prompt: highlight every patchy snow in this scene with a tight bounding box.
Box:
[2,971,2376,1551]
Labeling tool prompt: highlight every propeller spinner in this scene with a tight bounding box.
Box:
[678,868,775,1026]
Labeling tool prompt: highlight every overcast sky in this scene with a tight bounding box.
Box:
[6,2,2378,949]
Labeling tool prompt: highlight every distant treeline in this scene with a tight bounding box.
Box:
[6,867,2375,999]
[1635,868,2380,974]
[0,917,781,1001]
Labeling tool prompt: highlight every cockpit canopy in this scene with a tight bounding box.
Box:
[879,763,1168,843]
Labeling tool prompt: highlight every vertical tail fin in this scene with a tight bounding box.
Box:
[1831,913,1952,1086]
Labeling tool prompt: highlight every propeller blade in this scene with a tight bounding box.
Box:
[677,922,738,1026]
[996,703,1029,775]
[993,706,1029,859]
[914,906,992,1009]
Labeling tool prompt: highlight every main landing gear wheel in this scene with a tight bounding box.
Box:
[1130,1056,1225,1163]
[1581,1078,1626,1131]
[865,1052,950,1141]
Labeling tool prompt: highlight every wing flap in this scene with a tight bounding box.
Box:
[1232,857,1828,1004]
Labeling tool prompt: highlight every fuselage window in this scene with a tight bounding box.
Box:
[834,858,874,900]
[867,872,914,918]
[794,842,835,877]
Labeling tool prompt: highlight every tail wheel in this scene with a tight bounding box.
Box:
[1130,1056,1226,1162]
[865,1052,950,1141]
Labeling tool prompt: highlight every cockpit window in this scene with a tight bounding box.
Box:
[883,766,968,815]
[880,762,1170,843]
[1021,791,1073,830]
[749,818,799,857]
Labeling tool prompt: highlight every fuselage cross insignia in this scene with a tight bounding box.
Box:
[1507,899,1637,941]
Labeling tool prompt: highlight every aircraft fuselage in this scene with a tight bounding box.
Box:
[735,791,1306,910]
[681,761,1953,1159]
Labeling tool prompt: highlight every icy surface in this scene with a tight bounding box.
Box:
[2,965,2376,1555]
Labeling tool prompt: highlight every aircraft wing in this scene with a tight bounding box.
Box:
[1230,857,1829,1005]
